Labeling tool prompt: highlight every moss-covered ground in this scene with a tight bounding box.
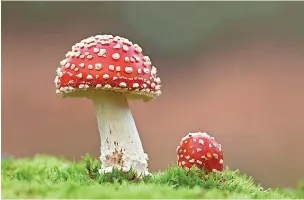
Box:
[1,154,303,199]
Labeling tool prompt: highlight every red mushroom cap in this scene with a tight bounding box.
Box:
[54,35,161,100]
[176,132,224,172]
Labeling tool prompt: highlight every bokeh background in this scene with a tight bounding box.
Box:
[2,1,304,188]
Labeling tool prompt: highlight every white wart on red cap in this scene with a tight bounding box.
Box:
[54,35,161,99]
[176,132,224,172]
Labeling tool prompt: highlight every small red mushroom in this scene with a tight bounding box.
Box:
[176,132,223,172]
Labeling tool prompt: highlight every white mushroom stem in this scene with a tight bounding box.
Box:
[91,91,150,176]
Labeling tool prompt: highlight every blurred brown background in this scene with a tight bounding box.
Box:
[2,2,304,188]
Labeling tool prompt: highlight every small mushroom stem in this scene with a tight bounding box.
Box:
[91,91,149,176]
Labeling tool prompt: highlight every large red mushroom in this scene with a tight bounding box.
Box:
[176,132,224,172]
[54,35,161,176]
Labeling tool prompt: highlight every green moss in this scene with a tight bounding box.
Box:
[1,154,299,199]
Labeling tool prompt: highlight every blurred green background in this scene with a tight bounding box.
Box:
[2,1,304,188]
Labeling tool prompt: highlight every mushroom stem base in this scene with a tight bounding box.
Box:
[91,91,150,177]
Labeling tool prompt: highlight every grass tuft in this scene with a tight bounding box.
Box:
[1,154,301,199]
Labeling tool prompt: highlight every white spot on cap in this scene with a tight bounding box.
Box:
[56,68,63,76]
[125,67,133,74]
[60,60,66,66]
[79,63,85,68]
[116,66,121,71]
[133,55,140,62]
[109,65,115,71]
[113,44,121,49]
[64,63,71,68]
[213,154,219,159]
[181,161,186,166]
[96,84,102,88]
[122,39,132,45]
[189,159,195,163]
[151,83,156,88]
[219,159,223,164]
[66,51,72,57]
[143,68,149,74]
[119,82,127,87]
[124,57,130,62]
[143,62,150,67]
[54,76,59,84]
[104,84,111,89]
[75,52,81,57]
[87,55,93,59]
[143,56,150,61]
[113,37,119,42]
[79,84,85,89]
[103,74,110,79]
[95,64,102,70]
[93,48,99,53]
[199,140,204,145]
[209,144,212,148]
[76,73,83,78]
[98,49,106,57]
[155,77,161,84]
[134,44,142,53]
[185,156,190,160]
[122,45,129,51]
[137,69,142,74]
[112,53,120,60]
[132,83,139,88]
[151,66,157,75]
[155,85,161,90]
[196,148,202,152]
[88,65,93,70]
[196,160,203,165]
[130,57,135,63]
[86,75,93,80]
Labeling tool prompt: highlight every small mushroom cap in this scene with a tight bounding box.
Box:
[176,132,224,172]
[54,35,161,100]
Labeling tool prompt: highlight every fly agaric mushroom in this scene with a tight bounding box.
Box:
[176,132,223,172]
[54,35,161,176]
